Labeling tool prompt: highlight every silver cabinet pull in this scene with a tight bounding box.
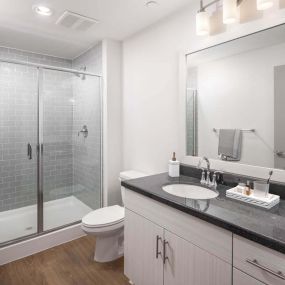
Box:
[246,259,285,280]
[156,235,162,259]
[27,143,32,160]
[163,239,169,264]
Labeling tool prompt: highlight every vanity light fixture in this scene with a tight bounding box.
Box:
[256,0,273,10]
[223,0,238,24]
[196,10,210,36]
[33,5,53,16]
[196,0,273,36]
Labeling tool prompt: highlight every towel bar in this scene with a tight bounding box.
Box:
[213,128,255,133]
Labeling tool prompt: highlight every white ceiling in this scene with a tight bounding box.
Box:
[0,0,192,59]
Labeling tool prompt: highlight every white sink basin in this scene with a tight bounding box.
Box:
[162,184,218,200]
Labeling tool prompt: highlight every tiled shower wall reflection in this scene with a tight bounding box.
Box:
[0,45,102,212]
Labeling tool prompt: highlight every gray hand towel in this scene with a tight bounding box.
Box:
[218,129,242,161]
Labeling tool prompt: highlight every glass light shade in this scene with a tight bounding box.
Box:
[257,0,273,10]
[196,11,210,36]
[223,0,238,24]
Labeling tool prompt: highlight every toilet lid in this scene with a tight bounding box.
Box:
[82,205,124,228]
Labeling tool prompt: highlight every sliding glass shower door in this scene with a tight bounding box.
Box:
[0,61,102,245]
[0,62,39,243]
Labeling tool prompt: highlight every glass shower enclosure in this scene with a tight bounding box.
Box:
[0,60,102,245]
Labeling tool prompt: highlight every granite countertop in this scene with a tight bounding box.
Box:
[122,173,285,254]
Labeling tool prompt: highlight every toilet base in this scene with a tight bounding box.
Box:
[94,228,124,263]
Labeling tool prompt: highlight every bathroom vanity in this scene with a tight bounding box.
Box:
[123,23,285,285]
[122,173,285,285]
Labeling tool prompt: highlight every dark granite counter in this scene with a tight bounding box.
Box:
[122,173,285,254]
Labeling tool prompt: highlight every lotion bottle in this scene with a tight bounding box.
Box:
[169,152,180,177]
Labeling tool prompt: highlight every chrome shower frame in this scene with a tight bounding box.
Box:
[0,58,103,248]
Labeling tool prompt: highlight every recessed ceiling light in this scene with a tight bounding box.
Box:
[145,1,158,8]
[33,5,53,16]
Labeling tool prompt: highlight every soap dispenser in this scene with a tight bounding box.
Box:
[169,152,180,178]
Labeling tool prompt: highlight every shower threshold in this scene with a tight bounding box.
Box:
[0,196,92,244]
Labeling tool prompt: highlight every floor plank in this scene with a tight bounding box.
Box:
[0,236,130,285]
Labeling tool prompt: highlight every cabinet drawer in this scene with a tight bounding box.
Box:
[233,235,285,285]
[125,189,232,263]
[233,268,265,285]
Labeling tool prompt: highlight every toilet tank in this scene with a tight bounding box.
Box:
[119,170,147,206]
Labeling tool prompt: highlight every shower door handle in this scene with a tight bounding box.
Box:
[27,143,32,160]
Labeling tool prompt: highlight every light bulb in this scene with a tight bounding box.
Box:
[196,11,210,36]
[33,5,53,16]
[257,0,273,10]
[223,0,238,24]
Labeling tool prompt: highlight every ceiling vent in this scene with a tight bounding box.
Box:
[56,11,99,31]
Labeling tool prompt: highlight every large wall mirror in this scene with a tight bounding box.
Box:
[186,24,285,171]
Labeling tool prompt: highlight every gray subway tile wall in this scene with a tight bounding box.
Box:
[0,62,38,211]
[72,43,102,210]
[42,69,74,202]
[0,44,102,212]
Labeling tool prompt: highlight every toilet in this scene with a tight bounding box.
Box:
[81,170,146,263]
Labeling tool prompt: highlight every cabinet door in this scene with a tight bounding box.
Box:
[164,230,231,285]
[233,268,265,285]
[124,208,164,285]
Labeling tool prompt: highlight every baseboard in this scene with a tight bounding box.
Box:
[0,224,86,265]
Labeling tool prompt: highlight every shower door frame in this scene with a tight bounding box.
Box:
[0,58,103,247]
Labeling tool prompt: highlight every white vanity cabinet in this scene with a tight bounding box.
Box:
[233,235,285,285]
[163,229,231,285]
[124,208,164,285]
[124,189,232,285]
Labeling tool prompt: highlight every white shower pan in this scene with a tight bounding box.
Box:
[0,196,92,244]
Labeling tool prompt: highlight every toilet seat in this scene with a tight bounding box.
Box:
[82,205,124,228]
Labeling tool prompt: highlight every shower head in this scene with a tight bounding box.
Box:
[74,66,87,80]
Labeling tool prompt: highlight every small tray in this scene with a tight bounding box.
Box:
[226,187,280,209]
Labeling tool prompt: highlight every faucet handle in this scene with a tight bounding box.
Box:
[200,168,206,185]
[206,170,211,186]
[213,170,224,185]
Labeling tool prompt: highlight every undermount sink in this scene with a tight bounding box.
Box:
[162,184,219,200]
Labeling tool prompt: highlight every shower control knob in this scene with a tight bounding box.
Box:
[78,125,88,138]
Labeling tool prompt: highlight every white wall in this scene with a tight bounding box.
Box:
[122,8,192,174]
[102,39,123,206]
[122,0,285,181]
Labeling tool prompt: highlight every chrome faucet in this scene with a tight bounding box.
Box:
[197,156,210,171]
[197,157,211,186]
[197,157,223,189]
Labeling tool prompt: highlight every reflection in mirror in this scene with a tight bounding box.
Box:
[186,24,285,170]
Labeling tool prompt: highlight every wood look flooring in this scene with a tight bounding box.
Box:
[0,236,130,285]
